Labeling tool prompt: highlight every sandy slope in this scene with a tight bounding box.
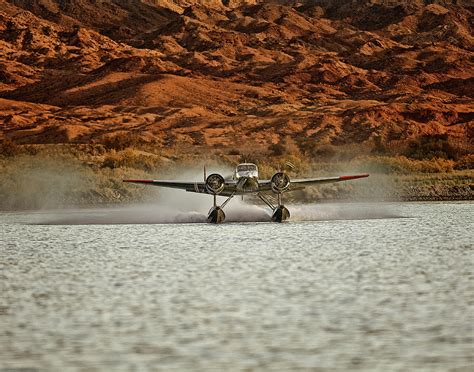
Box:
[0,0,472,150]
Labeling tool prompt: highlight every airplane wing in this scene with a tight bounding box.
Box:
[123,179,237,196]
[124,174,368,195]
[290,174,369,188]
[258,174,369,192]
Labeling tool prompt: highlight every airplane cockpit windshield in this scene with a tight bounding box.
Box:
[235,163,258,178]
[237,164,256,172]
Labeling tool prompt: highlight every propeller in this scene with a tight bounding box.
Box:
[285,161,296,172]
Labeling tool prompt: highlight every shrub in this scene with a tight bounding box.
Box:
[405,134,467,161]
[268,142,285,156]
[268,136,300,157]
[103,133,143,151]
[228,148,240,156]
[371,136,387,154]
[101,149,160,171]
[0,139,19,157]
[454,154,474,170]
[303,142,338,159]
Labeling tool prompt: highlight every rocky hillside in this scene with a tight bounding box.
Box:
[1,0,472,156]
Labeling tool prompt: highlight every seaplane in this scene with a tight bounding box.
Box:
[123,163,368,223]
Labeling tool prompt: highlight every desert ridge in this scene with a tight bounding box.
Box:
[0,0,472,152]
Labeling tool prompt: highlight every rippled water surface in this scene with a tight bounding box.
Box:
[1,202,473,371]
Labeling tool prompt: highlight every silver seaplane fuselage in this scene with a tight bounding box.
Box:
[233,163,260,193]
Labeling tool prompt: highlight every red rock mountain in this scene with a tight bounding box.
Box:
[0,0,472,150]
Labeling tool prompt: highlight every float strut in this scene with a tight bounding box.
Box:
[258,193,276,210]
[220,192,235,209]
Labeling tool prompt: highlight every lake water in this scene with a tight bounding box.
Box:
[0,202,473,371]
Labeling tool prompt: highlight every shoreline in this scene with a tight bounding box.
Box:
[1,147,472,211]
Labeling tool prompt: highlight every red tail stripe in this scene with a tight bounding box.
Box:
[338,174,369,181]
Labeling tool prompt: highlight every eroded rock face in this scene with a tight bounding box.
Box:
[0,0,472,149]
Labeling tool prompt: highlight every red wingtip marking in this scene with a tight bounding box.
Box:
[339,174,369,181]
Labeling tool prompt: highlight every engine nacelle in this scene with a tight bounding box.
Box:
[271,172,290,193]
[206,173,225,195]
